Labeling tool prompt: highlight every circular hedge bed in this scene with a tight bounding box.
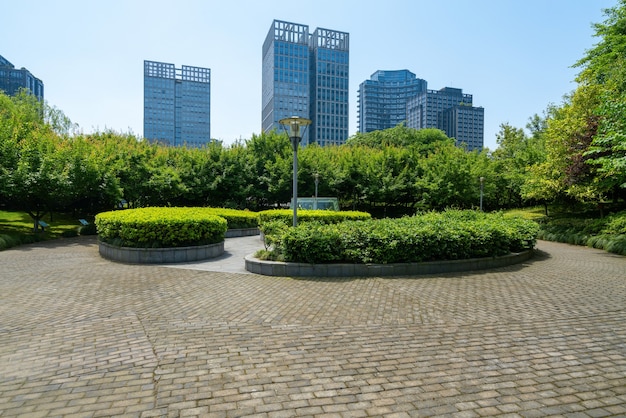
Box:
[95,207,228,248]
[259,209,539,264]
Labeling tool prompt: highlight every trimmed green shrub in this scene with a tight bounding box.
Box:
[95,207,228,248]
[258,209,371,227]
[205,208,259,229]
[265,210,538,264]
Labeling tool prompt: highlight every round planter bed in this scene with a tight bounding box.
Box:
[245,249,534,277]
[99,240,224,264]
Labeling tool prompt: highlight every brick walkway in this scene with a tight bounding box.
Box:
[0,237,625,417]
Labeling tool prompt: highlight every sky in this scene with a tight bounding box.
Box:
[1,0,617,150]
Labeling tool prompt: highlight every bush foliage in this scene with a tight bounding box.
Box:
[263,209,538,264]
[205,208,259,229]
[258,209,371,226]
[0,233,41,251]
[537,210,626,255]
[96,207,228,248]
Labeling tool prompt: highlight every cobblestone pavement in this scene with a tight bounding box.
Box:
[1,236,625,417]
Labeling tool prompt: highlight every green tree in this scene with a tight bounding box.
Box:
[347,124,452,153]
[208,142,256,208]
[246,131,292,208]
[63,136,121,215]
[575,0,626,202]
[492,118,547,208]
[522,89,601,206]
[417,142,478,210]
[0,91,76,229]
[7,130,74,230]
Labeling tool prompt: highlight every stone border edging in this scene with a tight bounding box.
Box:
[99,241,224,264]
[245,249,534,277]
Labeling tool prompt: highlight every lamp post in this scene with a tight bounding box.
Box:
[279,116,311,227]
[479,176,485,211]
[314,172,319,210]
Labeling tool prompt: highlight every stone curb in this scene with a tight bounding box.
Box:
[245,249,534,277]
[99,241,224,264]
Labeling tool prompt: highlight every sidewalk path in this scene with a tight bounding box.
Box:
[0,237,625,417]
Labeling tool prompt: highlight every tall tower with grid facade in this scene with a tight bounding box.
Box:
[407,86,484,151]
[0,54,44,101]
[144,60,211,147]
[262,20,349,146]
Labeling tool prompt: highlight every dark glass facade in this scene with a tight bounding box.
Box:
[0,54,44,101]
[357,70,426,133]
[144,60,211,147]
[441,105,484,151]
[358,71,483,150]
[309,27,349,146]
[406,86,484,151]
[262,20,349,146]
[262,21,311,144]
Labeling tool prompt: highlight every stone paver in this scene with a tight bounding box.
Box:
[0,236,625,417]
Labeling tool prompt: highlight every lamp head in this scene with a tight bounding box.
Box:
[279,116,311,139]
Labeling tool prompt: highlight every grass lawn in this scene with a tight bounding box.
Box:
[0,210,91,250]
[503,206,547,221]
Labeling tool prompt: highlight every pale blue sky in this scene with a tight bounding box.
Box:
[1,0,615,150]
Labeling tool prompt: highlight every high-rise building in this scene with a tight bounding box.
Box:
[407,86,484,150]
[0,54,44,101]
[144,60,211,147]
[440,105,484,151]
[357,70,426,133]
[262,20,349,146]
[358,70,484,150]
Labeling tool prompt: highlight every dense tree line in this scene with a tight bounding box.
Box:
[0,101,505,223]
[519,1,626,210]
[2,1,626,227]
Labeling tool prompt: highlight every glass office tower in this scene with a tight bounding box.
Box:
[144,60,211,147]
[441,105,485,151]
[262,21,311,144]
[407,86,484,151]
[357,70,426,133]
[0,54,44,101]
[262,20,349,146]
[309,27,349,146]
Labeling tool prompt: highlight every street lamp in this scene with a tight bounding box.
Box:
[479,177,485,211]
[279,116,311,227]
[314,172,319,210]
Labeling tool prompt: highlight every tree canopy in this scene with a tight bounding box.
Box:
[3,2,626,221]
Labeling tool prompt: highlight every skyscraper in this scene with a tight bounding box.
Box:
[407,86,484,150]
[262,20,349,146]
[0,54,44,101]
[357,70,426,133]
[358,71,484,150]
[143,60,211,147]
[440,105,484,151]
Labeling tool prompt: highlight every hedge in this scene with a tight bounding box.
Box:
[258,209,371,226]
[265,210,538,264]
[205,208,259,229]
[536,210,626,255]
[95,207,228,248]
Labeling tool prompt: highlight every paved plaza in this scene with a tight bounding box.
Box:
[0,236,625,417]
